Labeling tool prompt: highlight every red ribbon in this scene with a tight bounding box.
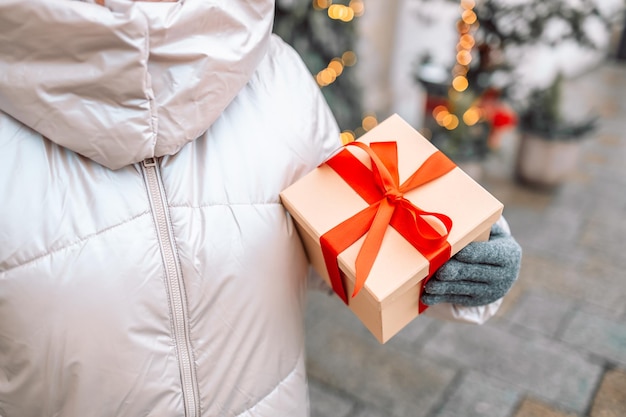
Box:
[320,141,456,313]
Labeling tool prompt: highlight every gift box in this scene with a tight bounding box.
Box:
[280,114,503,343]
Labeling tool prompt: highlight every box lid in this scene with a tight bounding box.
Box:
[281,114,503,307]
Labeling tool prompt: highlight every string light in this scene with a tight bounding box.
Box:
[328,4,355,22]
[341,51,357,66]
[313,0,332,10]
[440,0,482,129]
[433,105,449,124]
[310,0,365,132]
[315,52,357,87]
[340,130,356,144]
[327,1,364,20]
[362,114,378,131]
[459,34,475,49]
[313,0,361,88]
[461,9,477,25]
[442,114,459,130]
[463,107,481,125]
[452,76,469,92]
[349,0,365,17]
[317,68,336,86]
[460,0,475,9]
[456,21,471,34]
[456,50,472,65]
[328,58,344,76]
[452,64,468,77]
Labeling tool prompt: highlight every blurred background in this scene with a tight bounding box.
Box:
[274,0,626,416]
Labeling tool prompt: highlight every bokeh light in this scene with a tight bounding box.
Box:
[452,76,469,91]
[313,0,332,10]
[433,105,450,124]
[328,4,354,22]
[340,130,355,144]
[456,21,470,34]
[442,114,459,130]
[349,0,364,17]
[328,58,344,76]
[462,10,477,25]
[342,51,357,66]
[456,50,472,65]
[460,0,475,9]
[362,115,378,131]
[459,34,475,49]
[463,107,482,125]
[452,64,468,76]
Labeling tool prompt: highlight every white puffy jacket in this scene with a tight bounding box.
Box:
[0,1,498,416]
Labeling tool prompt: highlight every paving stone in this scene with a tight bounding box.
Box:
[301,62,626,417]
[305,290,375,343]
[519,206,588,262]
[578,215,626,271]
[563,273,626,318]
[576,302,625,323]
[309,379,354,417]
[580,253,626,292]
[421,321,602,413]
[505,290,575,337]
[434,371,520,417]
[583,147,626,178]
[513,253,626,317]
[560,310,626,367]
[493,205,551,249]
[305,292,456,417]
[589,368,626,417]
[513,397,577,417]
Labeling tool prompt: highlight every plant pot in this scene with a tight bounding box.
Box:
[515,133,582,188]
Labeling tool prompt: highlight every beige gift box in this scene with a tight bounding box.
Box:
[280,114,503,343]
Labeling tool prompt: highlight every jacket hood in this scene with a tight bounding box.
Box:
[0,0,274,169]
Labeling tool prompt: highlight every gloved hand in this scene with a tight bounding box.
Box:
[421,222,522,307]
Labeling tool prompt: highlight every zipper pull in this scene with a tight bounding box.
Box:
[143,157,157,167]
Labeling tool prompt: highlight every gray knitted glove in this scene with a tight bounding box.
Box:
[421,222,521,307]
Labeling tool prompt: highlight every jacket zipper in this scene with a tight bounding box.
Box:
[141,157,200,417]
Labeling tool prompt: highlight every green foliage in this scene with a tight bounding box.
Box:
[273,1,363,131]
[476,0,610,47]
[517,74,597,140]
[472,0,610,98]
[425,89,492,162]
[432,0,607,141]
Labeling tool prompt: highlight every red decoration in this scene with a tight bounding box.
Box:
[319,141,456,313]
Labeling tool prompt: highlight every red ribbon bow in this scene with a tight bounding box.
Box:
[320,141,456,312]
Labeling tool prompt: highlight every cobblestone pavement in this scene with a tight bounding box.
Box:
[304,61,626,417]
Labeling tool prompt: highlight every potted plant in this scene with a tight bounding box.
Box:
[514,74,596,188]
[469,0,610,187]
[413,0,611,182]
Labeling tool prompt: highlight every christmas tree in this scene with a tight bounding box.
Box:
[415,0,611,161]
[274,0,364,138]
